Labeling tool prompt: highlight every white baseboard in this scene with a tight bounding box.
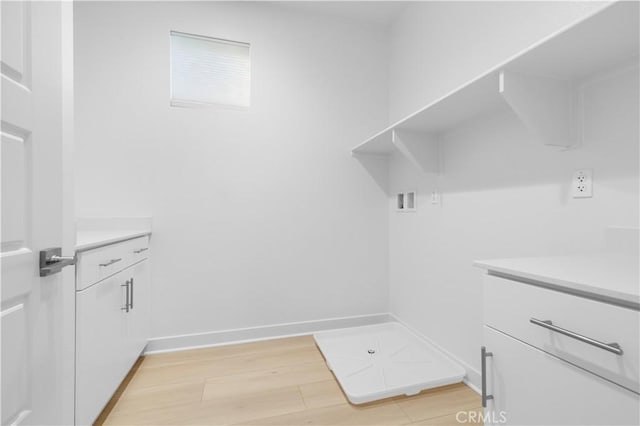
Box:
[390,314,482,394]
[144,313,392,355]
[464,378,481,395]
[145,312,482,395]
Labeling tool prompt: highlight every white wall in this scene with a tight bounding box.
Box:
[74,2,390,342]
[386,1,638,385]
[75,2,638,378]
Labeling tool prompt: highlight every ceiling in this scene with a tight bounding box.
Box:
[271,1,409,26]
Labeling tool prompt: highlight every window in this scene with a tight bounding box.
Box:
[170,31,250,108]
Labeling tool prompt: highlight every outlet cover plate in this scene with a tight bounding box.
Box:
[431,191,440,205]
[572,169,593,198]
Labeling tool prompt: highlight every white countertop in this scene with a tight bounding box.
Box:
[474,254,640,309]
[76,230,151,251]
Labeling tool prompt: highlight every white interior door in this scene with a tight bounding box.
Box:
[1,1,75,424]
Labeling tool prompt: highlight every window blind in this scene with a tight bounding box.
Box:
[170,31,250,108]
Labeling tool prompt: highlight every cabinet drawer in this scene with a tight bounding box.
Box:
[128,236,150,264]
[76,244,122,290]
[76,236,150,290]
[484,274,640,392]
[484,326,639,425]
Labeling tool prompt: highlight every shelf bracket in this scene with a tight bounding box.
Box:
[391,129,439,173]
[352,151,389,194]
[499,70,574,148]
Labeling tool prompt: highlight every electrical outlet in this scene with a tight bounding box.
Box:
[572,169,593,198]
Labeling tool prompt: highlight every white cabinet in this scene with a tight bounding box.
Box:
[483,326,639,426]
[481,272,639,425]
[128,259,150,363]
[75,271,129,425]
[75,236,150,425]
[484,274,639,393]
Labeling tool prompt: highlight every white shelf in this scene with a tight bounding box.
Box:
[352,2,639,163]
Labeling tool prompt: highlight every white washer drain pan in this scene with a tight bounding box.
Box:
[314,322,465,404]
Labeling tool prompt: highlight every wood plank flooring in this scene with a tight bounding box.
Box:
[98,335,482,425]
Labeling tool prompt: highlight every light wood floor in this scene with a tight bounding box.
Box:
[97,335,482,426]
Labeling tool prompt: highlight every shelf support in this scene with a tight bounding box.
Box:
[391,129,439,173]
[352,151,389,194]
[499,70,574,148]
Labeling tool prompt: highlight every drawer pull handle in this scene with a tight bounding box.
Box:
[530,318,623,355]
[481,346,493,408]
[133,248,148,254]
[99,258,122,267]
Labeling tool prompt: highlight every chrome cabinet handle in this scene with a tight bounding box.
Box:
[133,248,148,254]
[121,280,130,312]
[99,258,122,267]
[129,277,134,310]
[481,346,493,408]
[530,318,623,355]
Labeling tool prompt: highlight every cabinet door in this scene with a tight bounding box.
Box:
[76,272,130,425]
[484,326,639,426]
[129,259,150,358]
